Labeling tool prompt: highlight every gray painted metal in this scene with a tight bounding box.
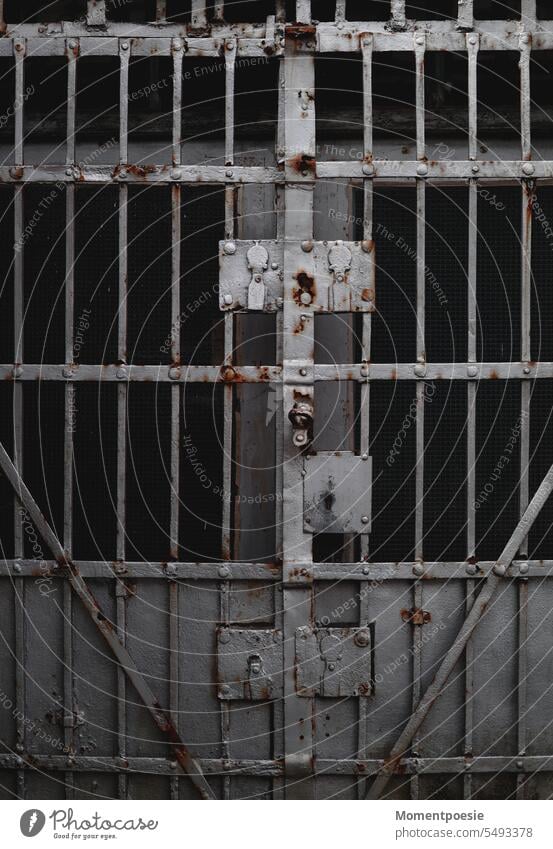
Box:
[2,1,553,801]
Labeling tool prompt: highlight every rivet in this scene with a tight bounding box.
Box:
[170,760,178,769]
[9,166,21,180]
[362,453,368,461]
[300,292,312,305]
[173,40,183,51]
[300,314,307,321]
[63,366,74,379]
[467,365,478,378]
[66,167,74,177]
[223,241,236,255]
[226,41,234,51]
[413,563,425,577]
[220,685,231,697]
[362,163,374,176]
[469,36,477,45]
[121,42,129,50]
[226,169,234,179]
[301,469,306,477]
[417,163,428,176]
[517,759,524,769]
[299,367,307,376]
[119,169,128,180]
[223,293,233,306]
[493,563,507,577]
[296,433,307,444]
[416,36,424,46]
[523,366,531,375]
[521,35,530,44]
[414,363,427,377]
[362,566,370,575]
[171,168,182,180]
[522,162,535,176]
[13,562,21,574]
[301,240,313,252]
[271,262,279,270]
[466,563,477,576]
[276,297,284,308]
[68,40,77,50]
[13,365,22,379]
[519,562,529,575]
[354,630,371,648]
[218,565,230,578]
[337,22,344,30]
[219,628,231,644]
[116,366,128,380]
[328,662,336,670]
[361,515,369,525]
[169,367,180,381]
[15,43,24,52]
[472,164,480,173]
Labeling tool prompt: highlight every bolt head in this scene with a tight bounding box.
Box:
[63,366,74,379]
[354,630,371,648]
[226,170,234,179]
[13,562,21,574]
[522,162,535,176]
[223,241,236,256]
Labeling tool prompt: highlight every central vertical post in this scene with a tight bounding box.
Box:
[282,25,316,799]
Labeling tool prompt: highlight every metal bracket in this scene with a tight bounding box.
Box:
[295,625,373,697]
[219,240,375,313]
[303,451,372,534]
[217,627,283,700]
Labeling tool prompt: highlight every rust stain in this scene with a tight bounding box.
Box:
[292,270,316,306]
[361,288,374,302]
[288,153,316,176]
[401,608,431,626]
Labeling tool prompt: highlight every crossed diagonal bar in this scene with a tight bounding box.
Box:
[0,439,215,800]
[367,460,553,800]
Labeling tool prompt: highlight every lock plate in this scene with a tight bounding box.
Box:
[303,451,372,534]
[295,625,373,697]
[219,240,375,313]
[216,627,283,700]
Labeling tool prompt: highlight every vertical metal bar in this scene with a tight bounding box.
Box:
[63,37,78,800]
[521,0,537,29]
[13,36,25,802]
[156,0,167,21]
[224,40,236,169]
[357,33,373,800]
[213,2,225,20]
[411,32,426,801]
[169,39,183,802]
[116,38,130,801]
[517,31,532,800]
[87,0,106,26]
[464,31,479,801]
[296,1,311,24]
[457,0,474,30]
[391,0,406,28]
[191,0,207,28]
[282,30,316,799]
[335,0,346,22]
[272,55,286,802]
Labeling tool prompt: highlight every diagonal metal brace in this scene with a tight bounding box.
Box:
[367,460,553,799]
[0,439,215,800]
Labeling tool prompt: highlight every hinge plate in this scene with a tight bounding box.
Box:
[295,625,373,697]
[219,239,375,313]
[303,451,372,534]
[217,627,283,700]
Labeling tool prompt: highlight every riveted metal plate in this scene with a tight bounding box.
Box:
[216,627,283,700]
[219,240,375,313]
[295,625,373,697]
[303,451,372,533]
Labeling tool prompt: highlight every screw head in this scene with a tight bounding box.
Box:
[173,39,183,51]
[218,628,232,643]
[68,40,77,49]
[63,366,74,379]
[223,241,236,255]
[119,169,128,180]
[13,366,22,379]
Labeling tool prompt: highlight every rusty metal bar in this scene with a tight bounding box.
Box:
[156,1,167,21]
[191,0,207,29]
[296,1,311,24]
[367,462,553,799]
[335,0,346,22]
[391,1,406,29]
[0,439,215,799]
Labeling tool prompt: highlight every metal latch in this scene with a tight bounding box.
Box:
[217,627,283,700]
[288,397,314,449]
[295,625,374,697]
[219,240,375,313]
[303,451,372,534]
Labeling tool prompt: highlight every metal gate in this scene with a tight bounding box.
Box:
[2,0,553,801]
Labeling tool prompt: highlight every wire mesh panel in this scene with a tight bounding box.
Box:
[0,0,553,802]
